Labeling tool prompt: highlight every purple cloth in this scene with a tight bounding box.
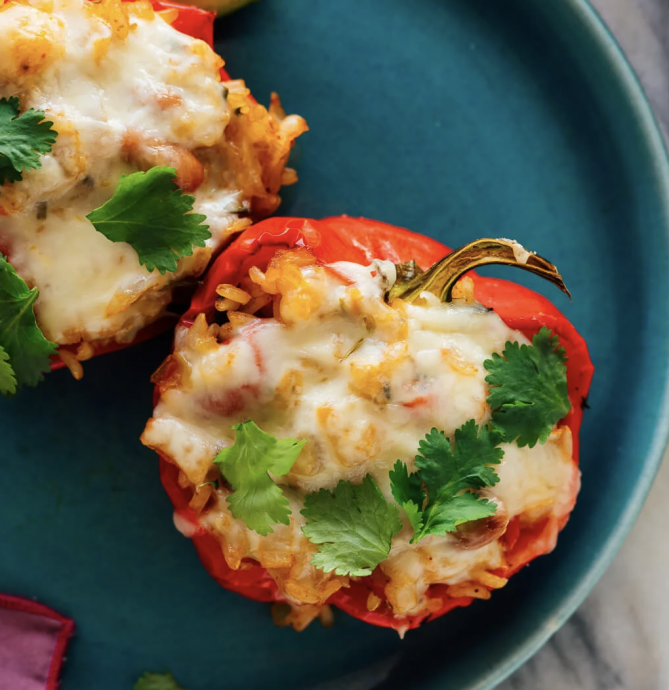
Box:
[0,595,74,690]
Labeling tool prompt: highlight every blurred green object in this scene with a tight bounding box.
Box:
[135,671,187,690]
[181,0,257,15]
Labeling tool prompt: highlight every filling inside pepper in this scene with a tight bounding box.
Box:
[0,0,306,387]
[142,244,579,631]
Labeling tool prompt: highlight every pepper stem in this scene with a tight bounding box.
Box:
[387,238,570,304]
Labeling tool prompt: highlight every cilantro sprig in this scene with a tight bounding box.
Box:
[0,256,57,392]
[0,345,17,396]
[135,672,187,690]
[87,166,211,274]
[484,327,571,447]
[214,421,306,536]
[0,97,57,185]
[391,422,503,543]
[389,459,425,534]
[301,475,403,576]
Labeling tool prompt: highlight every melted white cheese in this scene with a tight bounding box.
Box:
[0,0,244,344]
[142,258,579,619]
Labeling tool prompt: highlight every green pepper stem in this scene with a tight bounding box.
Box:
[387,238,570,304]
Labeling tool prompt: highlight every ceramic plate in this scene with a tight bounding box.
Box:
[2,0,669,688]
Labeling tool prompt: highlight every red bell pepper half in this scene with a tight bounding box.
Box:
[51,0,228,372]
[157,216,594,631]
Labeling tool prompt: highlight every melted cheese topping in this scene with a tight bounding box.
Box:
[0,0,305,346]
[142,250,579,627]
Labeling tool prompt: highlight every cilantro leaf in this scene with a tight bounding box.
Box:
[213,421,306,536]
[484,327,571,448]
[0,256,57,388]
[86,166,211,274]
[0,345,17,396]
[134,672,187,690]
[411,422,503,543]
[389,459,425,533]
[0,160,22,185]
[301,475,403,577]
[0,97,57,185]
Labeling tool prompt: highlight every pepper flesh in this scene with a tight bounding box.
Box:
[50,0,229,372]
[156,215,594,631]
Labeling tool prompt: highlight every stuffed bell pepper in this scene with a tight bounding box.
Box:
[141,216,594,634]
[0,0,306,394]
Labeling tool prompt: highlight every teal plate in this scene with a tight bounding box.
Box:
[2,0,669,688]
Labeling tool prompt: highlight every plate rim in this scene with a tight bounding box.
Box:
[467,1,669,688]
